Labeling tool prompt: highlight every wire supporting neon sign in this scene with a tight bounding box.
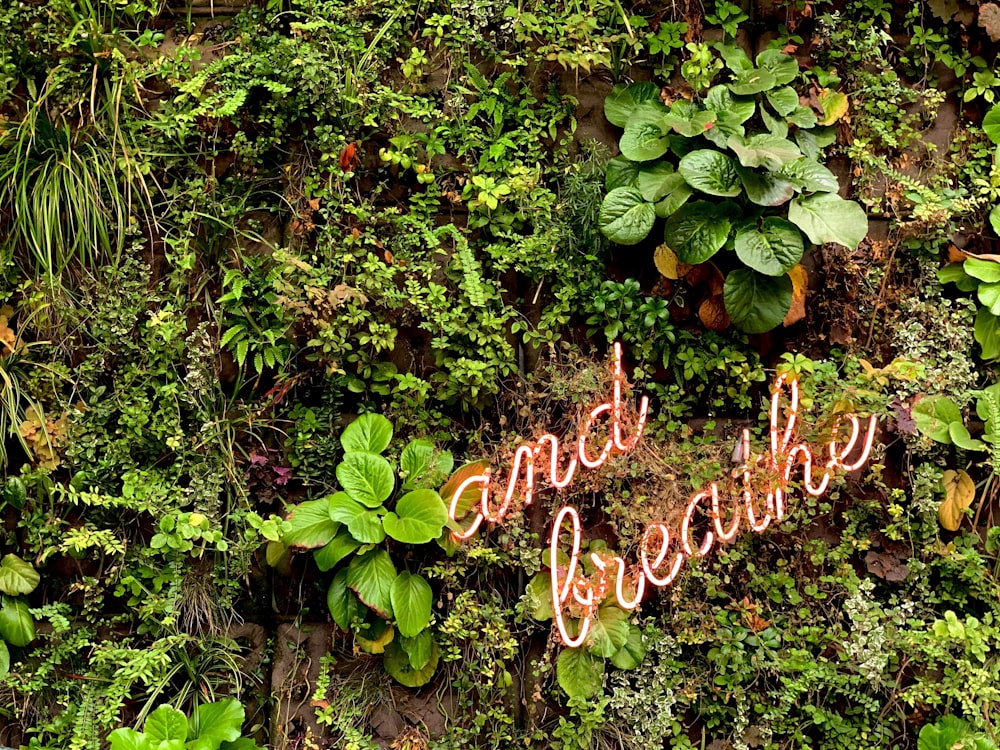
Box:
[447,343,877,647]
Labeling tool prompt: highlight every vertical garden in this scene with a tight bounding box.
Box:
[3,0,1000,747]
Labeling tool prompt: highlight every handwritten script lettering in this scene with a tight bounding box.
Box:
[447,343,877,647]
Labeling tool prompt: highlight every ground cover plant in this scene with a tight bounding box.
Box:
[4,0,1000,748]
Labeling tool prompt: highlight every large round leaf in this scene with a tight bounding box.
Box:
[340,413,393,454]
[636,162,680,202]
[734,218,804,275]
[663,201,733,264]
[328,568,367,629]
[400,439,453,491]
[620,114,670,162]
[984,106,1000,145]
[728,68,776,95]
[678,150,741,197]
[705,85,755,122]
[599,187,656,245]
[788,193,868,250]
[976,307,1000,361]
[585,606,630,658]
[109,729,150,750]
[383,489,449,545]
[314,528,362,572]
[739,168,796,207]
[766,86,799,116]
[727,133,801,170]
[390,572,433,637]
[328,493,386,544]
[556,647,604,699]
[145,705,188,744]
[605,82,664,127]
[283,498,340,549]
[337,452,395,508]
[605,156,641,190]
[189,699,243,748]
[723,268,793,334]
[779,157,838,193]
[399,629,434,670]
[610,625,647,670]
[383,636,439,687]
[0,554,39,596]
[756,49,799,85]
[347,550,397,618]
[0,596,35,647]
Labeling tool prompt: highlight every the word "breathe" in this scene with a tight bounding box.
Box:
[446,344,877,647]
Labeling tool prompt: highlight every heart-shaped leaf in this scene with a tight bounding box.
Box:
[599,187,656,246]
[766,86,799,116]
[728,68,777,95]
[188,699,243,749]
[401,440,453,491]
[755,49,799,85]
[723,268,793,334]
[663,201,733,264]
[678,150,742,197]
[739,168,797,206]
[779,157,839,193]
[635,162,679,202]
[620,113,670,162]
[977,307,1000,361]
[605,156,641,190]
[340,413,393,454]
[109,729,151,750]
[390,572,433,637]
[145,705,188,744]
[585,606,630,658]
[383,489,449,545]
[727,133,801,170]
[399,629,434,670]
[912,395,962,444]
[735,218,804,275]
[337,452,395,508]
[705,85,755,122]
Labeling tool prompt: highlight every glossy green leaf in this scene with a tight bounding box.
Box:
[188,699,243,750]
[109,729,151,750]
[786,105,818,129]
[977,307,1000,361]
[610,625,647,670]
[400,440,453,490]
[328,568,366,629]
[347,550,397,618]
[979,282,1000,316]
[788,193,868,250]
[635,162,678,202]
[383,489,449,544]
[0,554,39,596]
[620,111,670,162]
[723,268,793,334]
[337,452,395,508]
[983,106,1000,144]
[705,85,755,122]
[599,187,656,245]
[328,492,386,544]
[663,201,733,264]
[605,82,665,127]
[735,218,804,275]
[605,156,641,190]
[950,423,986,451]
[383,636,438,687]
[390,572,433,637]
[556,647,604,699]
[739,168,797,206]
[678,150,742,197]
[0,640,8,678]
[779,157,839,193]
[340,413,393,454]
[313,528,362,571]
[585,606,630,658]
[525,572,554,620]
[756,49,799,85]
[766,86,799,117]
[727,133,801,170]
[145,705,188,743]
[399,629,434,670]
[283,499,339,549]
[938,263,979,292]
[912,396,962,444]
[654,182,693,218]
[991,205,1000,236]
[728,68,776,95]
[2,478,27,510]
[965,257,1000,283]
[0,596,35,647]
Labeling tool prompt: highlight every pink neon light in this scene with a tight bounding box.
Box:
[447,347,878,648]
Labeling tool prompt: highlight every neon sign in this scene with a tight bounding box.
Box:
[447,344,877,647]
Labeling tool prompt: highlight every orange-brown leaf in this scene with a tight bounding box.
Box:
[783,265,809,326]
[699,295,730,331]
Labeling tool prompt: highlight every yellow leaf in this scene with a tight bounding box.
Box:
[939,469,976,531]
[783,264,808,326]
[817,90,849,126]
[654,244,691,280]
[356,623,395,654]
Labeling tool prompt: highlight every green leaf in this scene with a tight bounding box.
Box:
[383,489,449,544]
[755,49,799,85]
[723,268,793,334]
[599,187,656,245]
[739,168,797,206]
[585,606,630,658]
[663,201,734,264]
[605,157,641,190]
[337,452,395,508]
[2,478,27,510]
[347,550,397,618]
[779,157,839,193]
[383,636,438,687]
[146,705,189,744]
[950,422,986,451]
[979,282,1000,316]
[283,499,339,549]
[340,413,393,454]
[727,134,801,170]
[0,640,7,678]
[705,85,755,122]
[716,43,753,74]
[0,596,35,647]
[654,183,694,217]
[786,105,818,129]
[678,150,742,197]
[390,572,433,637]
[735,218,804,275]
[556,647,604,699]
[662,102,718,136]
[912,396,962,444]
[795,127,836,159]
[728,68,776,95]
[328,493,386,544]
[965,257,1000,283]
[788,193,868,249]
[620,108,671,161]
[605,82,665,127]
[109,729,152,750]
[766,86,799,116]
[635,162,678,202]
[991,205,1000,236]
[977,307,1000,361]
[984,106,1000,144]
[0,555,40,596]
[610,625,646,670]
[188,699,243,750]
[525,572,554,620]
[314,528,362,571]
[400,440,453,490]
[938,263,979,292]
[399,629,434,670]
[328,568,366,629]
